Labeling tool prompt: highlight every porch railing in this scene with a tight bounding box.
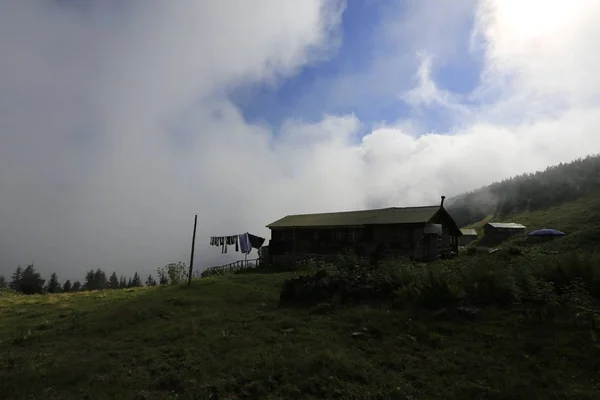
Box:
[196,258,261,278]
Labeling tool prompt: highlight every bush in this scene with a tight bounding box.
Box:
[460,259,519,306]
[560,278,600,328]
[278,250,600,318]
[527,253,600,297]
[279,270,351,306]
[0,288,19,298]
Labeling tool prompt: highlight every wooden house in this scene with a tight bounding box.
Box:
[266,196,462,263]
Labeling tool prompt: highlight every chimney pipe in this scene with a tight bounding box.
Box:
[440,196,446,207]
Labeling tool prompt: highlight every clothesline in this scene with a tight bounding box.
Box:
[209,232,265,255]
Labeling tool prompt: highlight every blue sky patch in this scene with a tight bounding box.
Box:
[229,0,481,136]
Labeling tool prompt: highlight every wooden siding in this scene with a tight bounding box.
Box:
[269,223,457,261]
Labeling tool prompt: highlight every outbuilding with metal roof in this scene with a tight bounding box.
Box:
[483,222,526,243]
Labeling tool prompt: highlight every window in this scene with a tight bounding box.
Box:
[348,229,356,242]
[348,228,362,242]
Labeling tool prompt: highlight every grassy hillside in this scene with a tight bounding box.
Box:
[2,196,600,399]
[447,154,600,227]
[463,193,600,253]
[1,268,600,399]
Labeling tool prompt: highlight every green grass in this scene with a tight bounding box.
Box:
[2,195,600,399]
[1,272,600,399]
[464,193,600,253]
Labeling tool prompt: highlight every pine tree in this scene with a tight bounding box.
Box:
[72,281,82,292]
[119,276,127,289]
[109,272,119,289]
[46,272,61,294]
[145,274,156,286]
[0,275,7,289]
[131,272,141,287]
[62,280,72,293]
[84,269,95,291]
[9,266,22,291]
[157,266,169,285]
[94,269,108,290]
[19,265,45,295]
[127,277,133,288]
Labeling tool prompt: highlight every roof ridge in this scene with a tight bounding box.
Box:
[266,204,453,229]
[284,204,439,218]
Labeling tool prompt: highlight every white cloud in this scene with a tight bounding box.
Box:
[401,54,471,116]
[472,0,600,112]
[1,0,600,282]
[0,0,347,279]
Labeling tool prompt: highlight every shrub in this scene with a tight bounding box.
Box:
[413,268,465,308]
[560,278,600,328]
[460,259,519,306]
[278,250,600,319]
[508,247,524,256]
[533,253,600,296]
[0,288,19,298]
[279,270,352,306]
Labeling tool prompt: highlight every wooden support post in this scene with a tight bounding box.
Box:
[187,214,197,286]
[292,226,297,264]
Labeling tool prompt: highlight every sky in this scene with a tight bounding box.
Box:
[2,0,600,283]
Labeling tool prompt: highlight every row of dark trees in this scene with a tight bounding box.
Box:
[0,265,165,295]
[447,154,600,227]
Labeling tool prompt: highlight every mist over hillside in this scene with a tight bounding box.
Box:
[446,154,600,227]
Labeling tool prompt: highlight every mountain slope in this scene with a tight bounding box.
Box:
[463,192,600,253]
[447,154,600,227]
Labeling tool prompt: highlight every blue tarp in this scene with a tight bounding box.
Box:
[527,228,565,237]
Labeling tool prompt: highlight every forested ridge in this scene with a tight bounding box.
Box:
[447,154,600,227]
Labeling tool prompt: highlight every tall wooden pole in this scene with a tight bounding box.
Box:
[188,214,197,286]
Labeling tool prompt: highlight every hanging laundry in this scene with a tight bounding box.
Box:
[248,233,265,249]
[210,233,256,254]
[239,233,252,254]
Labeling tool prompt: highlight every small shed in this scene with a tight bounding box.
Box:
[483,222,526,243]
[458,228,477,246]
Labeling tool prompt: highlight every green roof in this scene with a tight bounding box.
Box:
[266,206,441,228]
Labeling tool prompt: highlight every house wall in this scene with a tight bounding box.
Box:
[426,210,461,250]
[269,222,458,261]
[458,235,477,246]
[483,225,525,244]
